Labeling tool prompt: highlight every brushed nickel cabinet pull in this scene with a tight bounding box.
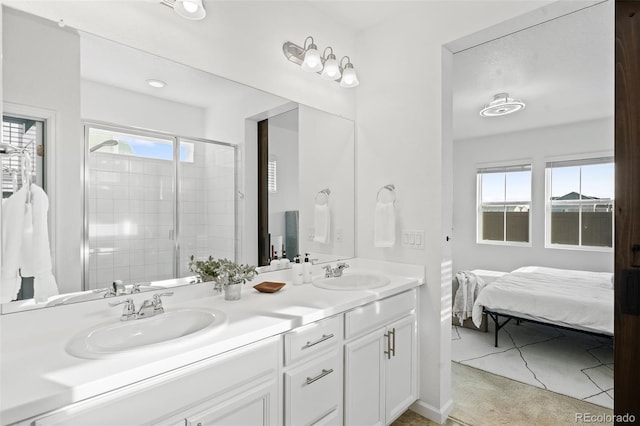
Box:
[306,368,334,384]
[384,332,391,359]
[302,333,334,349]
[390,328,396,357]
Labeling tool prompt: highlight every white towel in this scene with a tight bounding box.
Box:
[0,184,59,303]
[453,271,485,325]
[21,185,59,302]
[374,201,395,247]
[1,186,28,303]
[313,204,330,243]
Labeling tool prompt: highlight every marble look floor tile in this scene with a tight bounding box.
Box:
[461,347,542,387]
[451,321,614,409]
[451,325,513,362]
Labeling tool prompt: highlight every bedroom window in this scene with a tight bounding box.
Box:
[477,164,532,245]
[546,157,614,250]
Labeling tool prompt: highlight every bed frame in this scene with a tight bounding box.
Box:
[484,308,613,347]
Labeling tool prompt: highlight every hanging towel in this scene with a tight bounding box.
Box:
[452,271,485,326]
[0,184,59,303]
[313,204,330,244]
[20,185,59,302]
[1,186,28,303]
[374,201,395,247]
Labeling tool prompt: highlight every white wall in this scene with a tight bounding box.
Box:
[5,0,357,120]
[3,8,81,294]
[81,80,205,137]
[354,1,554,422]
[453,118,614,274]
[268,109,299,253]
[298,105,355,261]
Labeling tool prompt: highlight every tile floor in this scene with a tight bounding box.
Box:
[451,319,613,408]
[392,362,613,426]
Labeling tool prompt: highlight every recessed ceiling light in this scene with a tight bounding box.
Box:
[480,93,525,117]
[146,79,167,88]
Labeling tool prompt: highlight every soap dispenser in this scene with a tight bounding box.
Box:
[292,255,304,285]
[303,253,313,283]
[270,251,281,270]
[280,249,291,268]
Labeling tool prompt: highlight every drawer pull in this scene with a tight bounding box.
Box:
[302,333,334,349]
[384,332,391,359]
[390,327,396,357]
[306,368,334,385]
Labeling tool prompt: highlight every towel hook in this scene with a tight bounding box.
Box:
[314,188,331,205]
[376,184,396,203]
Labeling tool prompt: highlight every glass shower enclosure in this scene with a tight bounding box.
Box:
[83,124,236,290]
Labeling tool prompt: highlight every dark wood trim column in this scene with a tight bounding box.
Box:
[257,119,270,266]
[614,1,640,421]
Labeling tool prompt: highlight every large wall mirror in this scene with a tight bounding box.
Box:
[1,7,355,313]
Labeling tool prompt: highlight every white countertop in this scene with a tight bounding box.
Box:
[0,259,424,425]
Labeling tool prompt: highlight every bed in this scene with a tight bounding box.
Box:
[471,266,614,347]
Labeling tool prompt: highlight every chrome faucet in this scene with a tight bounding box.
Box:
[323,265,334,278]
[323,262,350,278]
[109,292,174,321]
[137,292,174,318]
[332,262,350,277]
[109,298,137,321]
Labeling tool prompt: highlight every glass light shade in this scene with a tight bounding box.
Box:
[321,58,341,80]
[340,67,359,88]
[174,0,206,20]
[301,48,323,73]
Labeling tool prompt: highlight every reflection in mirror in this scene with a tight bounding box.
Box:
[1,7,355,313]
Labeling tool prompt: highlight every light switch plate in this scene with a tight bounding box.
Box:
[401,229,425,249]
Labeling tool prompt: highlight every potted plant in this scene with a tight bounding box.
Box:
[188,255,224,283]
[189,256,258,301]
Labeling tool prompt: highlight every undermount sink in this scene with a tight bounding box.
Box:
[313,272,391,291]
[66,308,226,359]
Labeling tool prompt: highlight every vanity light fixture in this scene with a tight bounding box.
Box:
[146,79,167,88]
[480,93,525,117]
[283,36,359,88]
[160,0,207,21]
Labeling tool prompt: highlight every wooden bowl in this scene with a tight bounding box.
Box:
[253,281,286,293]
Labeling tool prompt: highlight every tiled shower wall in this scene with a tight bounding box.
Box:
[87,142,235,290]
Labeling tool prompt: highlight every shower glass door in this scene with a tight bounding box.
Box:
[85,126,177,290]
[177,138,236,277]
[84,125,238,291]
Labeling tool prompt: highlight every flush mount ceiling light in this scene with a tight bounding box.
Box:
[146,79,167,88]
[283,36,359,88]
[480,93,525,117]
[160,0,206,20]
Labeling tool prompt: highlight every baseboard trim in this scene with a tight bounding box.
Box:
[409,398,454,424]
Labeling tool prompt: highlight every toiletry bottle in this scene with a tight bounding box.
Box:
[303,253,313,283]
[270,251,281,270]
[281,249,291,268]
[292,255,304,285]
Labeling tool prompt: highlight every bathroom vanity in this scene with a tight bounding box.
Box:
[0,259,423,426]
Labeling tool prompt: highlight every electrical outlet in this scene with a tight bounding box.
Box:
[308,228,315,241]
[336,228,344,242]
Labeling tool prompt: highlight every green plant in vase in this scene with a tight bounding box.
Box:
[189,256,258,300]
[188,255,224,283]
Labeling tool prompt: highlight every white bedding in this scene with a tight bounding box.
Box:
[472,266,613,335]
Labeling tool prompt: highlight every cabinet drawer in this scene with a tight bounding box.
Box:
[284,352,341,426]
[345,289,416,339]
[284,315,341,365]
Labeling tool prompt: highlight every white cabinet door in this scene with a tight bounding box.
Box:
[385,314,417,424]
[344,329,385,426]
[185,377,278,426]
